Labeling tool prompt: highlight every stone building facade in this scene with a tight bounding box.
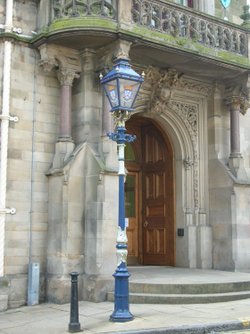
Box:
[0,0,250,309]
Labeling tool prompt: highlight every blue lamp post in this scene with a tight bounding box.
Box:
[100,58,144,322]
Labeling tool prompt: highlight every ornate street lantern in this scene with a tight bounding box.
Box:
[100,58,144,322]
[100,58,143,113]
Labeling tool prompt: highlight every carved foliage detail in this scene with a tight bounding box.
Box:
[145,66,182,114]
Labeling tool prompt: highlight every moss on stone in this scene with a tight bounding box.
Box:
[5,16,247,69]
[48,17,117,32]
[124,25,250,69]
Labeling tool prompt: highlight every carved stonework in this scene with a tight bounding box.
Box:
[145,66,182,113]
[57,67,80,86]
[169,100,199,210]
[225,78,250,115]
[39,44,81,84]
[135,66,212,116]
[183,157,194,170]
[132,0,247,56]
[135,66,208,212]
[225,95,250,115]
[178,78,213,97]
[39,58,58,73]
[52,0,117,19]
[169,100,198,138]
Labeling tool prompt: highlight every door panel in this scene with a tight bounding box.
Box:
[142,124,174,265]
[125,118,174,266]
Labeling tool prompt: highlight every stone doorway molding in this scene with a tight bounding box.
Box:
[134,66,213,269]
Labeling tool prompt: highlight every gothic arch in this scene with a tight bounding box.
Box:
[133,66,212,268]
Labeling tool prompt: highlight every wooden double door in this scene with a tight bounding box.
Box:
[125,117,175,266]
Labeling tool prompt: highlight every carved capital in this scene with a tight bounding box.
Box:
[56,67,80,86]
[39,44,81,83]
[225,95,249,115]
[225,76,250,115]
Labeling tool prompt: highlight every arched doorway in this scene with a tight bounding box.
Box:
[125,117,175,266]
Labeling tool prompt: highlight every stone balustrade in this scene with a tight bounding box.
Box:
[132,0,248,56]
[48,0,248,58]
[52,0,117,19]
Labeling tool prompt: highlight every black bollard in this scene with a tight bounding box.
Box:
[68,272,82,332]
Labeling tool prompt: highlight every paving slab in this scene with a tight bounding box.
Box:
[1,268,250,334]
[0,299,250,334]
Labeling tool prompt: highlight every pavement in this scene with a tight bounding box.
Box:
[1,299,250,334]
[2,267,250,334]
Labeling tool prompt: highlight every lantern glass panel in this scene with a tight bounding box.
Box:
[119,79,141,109]
[104,79,119,108]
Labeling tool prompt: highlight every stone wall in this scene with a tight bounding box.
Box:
[4,43,59,307]
[13,1,37,35]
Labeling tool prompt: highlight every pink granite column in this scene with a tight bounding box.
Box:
[57,68,78,142]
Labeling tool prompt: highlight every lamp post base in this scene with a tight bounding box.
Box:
[110,262,134,322]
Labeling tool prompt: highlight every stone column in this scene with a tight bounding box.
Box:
[231,100,241,157]
[39,44,81,169]
[56,68,76,141]
[228,97,242,158]
[226,96,247,179]
[51,67,80,169]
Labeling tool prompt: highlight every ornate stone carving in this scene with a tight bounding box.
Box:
[57,67,80,86]
[225,95,250,115]
[39,44,81,84]
[145,66,182,113]
[52,0,117,19]
[178,78,213,97]
[168,100,199,210]
[183,157,194,170]
[132,0,247,56]
[169,100,198,138]
[225,79,250,115]
[39,58,58,73]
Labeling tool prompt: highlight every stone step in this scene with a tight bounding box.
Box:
[107,290,250,304]
[129,281,250,294]
[107,279,250,304]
